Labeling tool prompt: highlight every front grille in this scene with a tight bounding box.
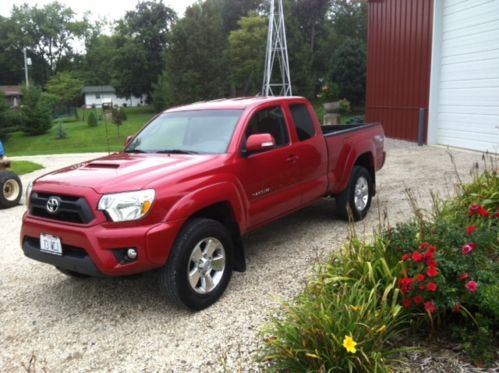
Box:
[24,237,88,258]
[30,192,95,224]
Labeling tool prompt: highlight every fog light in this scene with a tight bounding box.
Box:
[126,248,138,260]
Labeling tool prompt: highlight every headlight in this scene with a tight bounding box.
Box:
[25,182,33,207]
[98,189,155,222]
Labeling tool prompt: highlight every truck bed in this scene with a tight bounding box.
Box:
[321,123,381,137]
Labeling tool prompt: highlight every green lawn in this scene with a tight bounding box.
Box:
[9,160,44,175]
[5,106,156,156]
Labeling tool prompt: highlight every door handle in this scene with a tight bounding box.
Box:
[286,155,299,163]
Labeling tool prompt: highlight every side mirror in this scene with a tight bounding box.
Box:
[124,136,133,147]
[246,133,275,154]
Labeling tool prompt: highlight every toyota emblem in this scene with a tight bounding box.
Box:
[46,197,60,214]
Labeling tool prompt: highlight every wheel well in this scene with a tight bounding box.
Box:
[190,202,246,272]
[355,153,375,195]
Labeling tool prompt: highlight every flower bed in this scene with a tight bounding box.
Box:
[262,168,498,370]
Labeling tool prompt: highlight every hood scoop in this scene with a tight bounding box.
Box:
[85,162,121,169]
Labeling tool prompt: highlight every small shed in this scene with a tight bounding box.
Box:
[0,86,22,107]
[82,86,146,108]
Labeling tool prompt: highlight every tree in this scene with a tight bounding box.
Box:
[329,38,366,106]
[79,35,117,85]
[165,1,227,104]
[151,71,175,112]
[113,0,176,98]
[47,72,83,106]
[10,2,91,77]
[227,14,267,96]
[21,85,53,136]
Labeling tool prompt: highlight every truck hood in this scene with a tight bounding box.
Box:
[36,152,222,194]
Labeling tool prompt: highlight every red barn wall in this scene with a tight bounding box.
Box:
[366,0,434,142]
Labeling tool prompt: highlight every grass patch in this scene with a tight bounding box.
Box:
[4,106,156,156]
[9,160,44,175]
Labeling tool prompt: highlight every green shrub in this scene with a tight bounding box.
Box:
[383,168,498,365]
[87,111,98,127]
[55,122,68,139]
[21,85,53,136]
[112,107,126,125]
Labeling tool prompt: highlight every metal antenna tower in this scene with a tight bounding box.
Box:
[262,0,292,96]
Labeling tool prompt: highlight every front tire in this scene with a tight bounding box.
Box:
[0,171,22,209]
[160,218,233,311]
[335,166,373,221]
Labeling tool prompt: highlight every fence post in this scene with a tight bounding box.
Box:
[418,108,426,146]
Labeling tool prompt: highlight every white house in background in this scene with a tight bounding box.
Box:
[82,86,146,108]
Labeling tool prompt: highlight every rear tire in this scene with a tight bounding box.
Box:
[160,218,233,311]
[0,171,22,209]
[335,166,373,221]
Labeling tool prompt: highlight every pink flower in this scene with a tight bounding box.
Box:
[459,272,469,281]
[424,301,436,314]
[462,242,477,255]
[466,280,478,293]
[469,204,481,216]
[466,225,477,235]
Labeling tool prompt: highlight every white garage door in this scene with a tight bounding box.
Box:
[429,0,499,152]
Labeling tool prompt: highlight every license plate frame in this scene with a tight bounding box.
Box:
[40,234,63,256]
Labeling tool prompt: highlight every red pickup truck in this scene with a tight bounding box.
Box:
[21,96,385,310]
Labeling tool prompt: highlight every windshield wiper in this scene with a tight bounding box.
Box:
[156,149,199,155]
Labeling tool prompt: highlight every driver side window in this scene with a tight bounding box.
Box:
[245,106,290,147]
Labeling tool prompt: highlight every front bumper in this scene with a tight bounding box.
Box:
[21,213,182,276]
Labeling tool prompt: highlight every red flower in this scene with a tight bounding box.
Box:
[402,298,412,309]
[466,225,477,235]
[412,251,424,262]
[427,282,438,292]
[459,272,469,281]
[413,296,424,304]
[428,245,437,253]
[424,301,436,314]
[424,250,435,260]
[419,242,430,250]
[402,253,410,262]
[416,273,426,282]
[426,259,437,267]
[427,266,439,278]
[399,278,414,294]
[495,211,499,218]
[419,285,426,290]
[469,204,481,216]
[462,242,477,255]
[454,303,461,313]
[478,206,490,218]
[466,280,478,293]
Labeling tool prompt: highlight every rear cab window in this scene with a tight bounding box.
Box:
[289,103,316,141]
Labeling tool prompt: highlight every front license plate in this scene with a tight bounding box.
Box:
[40,234,62,256]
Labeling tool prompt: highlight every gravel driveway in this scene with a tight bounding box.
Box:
[0,140,486,371]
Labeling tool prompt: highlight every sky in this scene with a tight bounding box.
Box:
[0,0,198,22]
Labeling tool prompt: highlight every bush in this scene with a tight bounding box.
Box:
[338,98,351,115]
[55,122,68,139]
[152,71,175,113]
[87,111,98,127]
[111,107,126,125]
[383,168,498,365]
[263,165,498,369]
[21,85,53,136]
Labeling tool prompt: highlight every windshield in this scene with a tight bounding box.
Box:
[125,109,243,154]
